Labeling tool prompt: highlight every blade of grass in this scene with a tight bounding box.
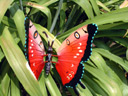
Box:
[96,0,110,12]
[83,75,108,96]
[104,0,119,6]
[62,5,80,33]
[126,48,128,60]
[98,23,128,30]
[10,71,20,96]
[9,3,25,46]
[1,74,10,96]
[77,83,93,96]
[0,84,4,96]
[90,0,100,15]
[95,30,127,38]
[110,37,128,47]
[50,0,63,33]
[39,71,48,96]
[0,0,13,23]
[71,0,94,19]
[0,48,4,62]
[45,74,61,96]
[0,60,10,82]
[84,64,122,96]
[2,16,16,29]
[94,48,128,72]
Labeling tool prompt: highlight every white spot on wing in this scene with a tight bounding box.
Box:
[32,54,34,57]
[79,43,82,46]
[77,47,80,49]
[31,50,33,53]
[69,74,72,77]
[67,76,70,80]
[30,46,32,49]
[79,50,83,53]
[31,44,34,46]
[71,64,74,67]
[76,53,79,56]
[33,63,35,66]
[31,40,33,42]
[74,56,77,58]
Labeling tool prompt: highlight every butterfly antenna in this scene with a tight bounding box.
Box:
[51,32,60,47]
[43,31,50,46]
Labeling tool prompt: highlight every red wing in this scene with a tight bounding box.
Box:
[24,18,45,79]
[55,24,98,89]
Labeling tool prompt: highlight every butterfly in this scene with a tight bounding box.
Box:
[24,17,98,95]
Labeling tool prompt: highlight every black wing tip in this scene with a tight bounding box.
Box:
[24,17,29,60]
[81,23,98,62]
[88,23,98,34]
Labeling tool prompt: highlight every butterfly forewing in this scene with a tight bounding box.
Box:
[25,18,45,79]
[56,24,98,88]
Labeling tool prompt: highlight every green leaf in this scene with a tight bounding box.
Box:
[49,0,63,33]
[1,73,10,96]
[83,75,108,96]
[126,48,128,60]
[110,37,128,47]
[77,83,93,96]
[96,0,110,12]
[39,72,48,96]
[0,48,4,62]
[0,0,13,23]
[84,64,122,96]
[45,74,61,96]
[10,72,20,96]
[90,0,100,15]
[9,3,25,46]
[0,60,10,82]
[94,48,128,72]
[71,0,94,19]
[90,51,107,72]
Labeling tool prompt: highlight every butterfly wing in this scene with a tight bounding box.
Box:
[55,24,98,89]
[24,17,45,79]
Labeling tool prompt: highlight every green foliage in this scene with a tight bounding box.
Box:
[0,0,128,96]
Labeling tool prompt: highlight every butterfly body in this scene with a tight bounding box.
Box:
[24,17,98,95]
[45,46,53,75]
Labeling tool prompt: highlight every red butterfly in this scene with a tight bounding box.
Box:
[24,17,98,95]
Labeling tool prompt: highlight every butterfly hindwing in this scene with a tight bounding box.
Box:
[55,24,98,89]
[24,17,45,79]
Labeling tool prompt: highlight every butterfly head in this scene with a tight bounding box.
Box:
[47,46,53,53]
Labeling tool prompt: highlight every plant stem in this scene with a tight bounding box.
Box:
[49,0,63,33]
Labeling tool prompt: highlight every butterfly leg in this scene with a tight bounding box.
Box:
[44,61,48,63]
[51,61,57,64]
[43,54,48,57]
[52,55,58,57]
